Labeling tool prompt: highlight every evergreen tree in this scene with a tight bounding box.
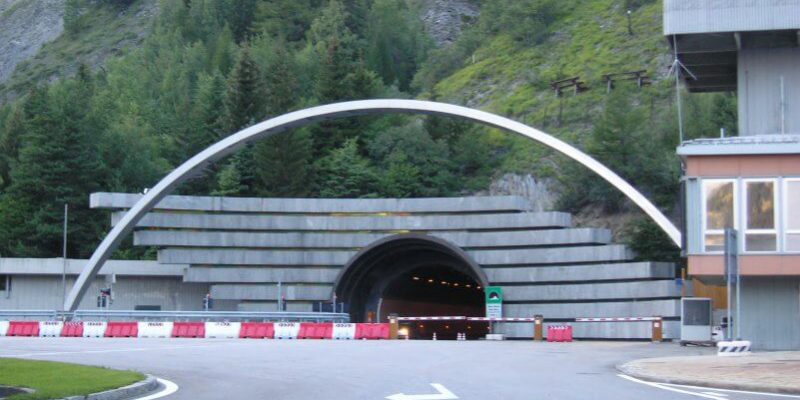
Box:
[253,0,322,43]
[0,81,106,257]
[0,106,24,189]
[219,47,266,195]
[252,42,314,196]
[222,47,265,133]
[314,138,377,198]
[224,0,258,43]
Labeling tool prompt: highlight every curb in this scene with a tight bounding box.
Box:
[616,362,800,395]
[61,374,158,400]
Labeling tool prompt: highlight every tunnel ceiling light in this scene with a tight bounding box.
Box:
[427,279,434,283]
[453,283,459,287]
[465,284,471,288]
[412,276,420,281]
[441,281,447,285]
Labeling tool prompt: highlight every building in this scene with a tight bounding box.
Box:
[666,0,800,349]
[1,193,683,340]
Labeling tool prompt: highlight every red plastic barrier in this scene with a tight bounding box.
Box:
[60,322,84,337]
[172,322,205,338]
[7,321,39,337]
[105,322,138,338]
[355,323,390,340]
[239,322,274,339]
[298,323,333,339]
[564,325,573,342]
[546,325,572,342]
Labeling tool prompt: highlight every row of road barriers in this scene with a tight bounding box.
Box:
[0,310,350,323]
[0,320,389,340]
[393,315,665,342]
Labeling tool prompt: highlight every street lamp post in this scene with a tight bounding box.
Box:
[627,10,633,35]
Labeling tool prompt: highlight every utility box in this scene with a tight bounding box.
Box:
[680,297,713,344]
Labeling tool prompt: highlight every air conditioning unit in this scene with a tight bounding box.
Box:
[680,297,713,345]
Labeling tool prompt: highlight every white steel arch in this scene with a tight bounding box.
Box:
[64,99,681,311]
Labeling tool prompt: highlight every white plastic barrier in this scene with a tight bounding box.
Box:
[0,321,9,336]
[138,321,173,338]
[332,323,356,340]
[82,321,107,337]
[204,321,241,338]
[39,321,63,337]
[717,340,751,356]
[273,322,300,339]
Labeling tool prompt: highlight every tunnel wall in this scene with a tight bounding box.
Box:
[90,192,683,340]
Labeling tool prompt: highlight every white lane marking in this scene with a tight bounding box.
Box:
[134,378,179,400]
[618,374,728,399]
[702,393,727,397]
[0,344,218,358]
[662,382,800,398]
[386,383,458,400]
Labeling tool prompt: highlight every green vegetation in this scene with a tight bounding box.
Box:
[0,358,143,400]
[0,0,737,261]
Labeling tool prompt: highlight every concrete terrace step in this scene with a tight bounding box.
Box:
[499,280,681,302]
[503,299,681,319]
[161,244,633,266]
[113,211,572,231]
[468,245,633,266]
[135,228,611,249]
[185,267,341,283]
[210,284,333,301]
[484,262,675,283]
[92,192,533,214]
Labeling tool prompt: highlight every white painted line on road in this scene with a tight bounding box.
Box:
[134,378,179,400]
[702,393,727,397]
[661,382,800,398]
[386,383,458,400]
[618,374,728,399]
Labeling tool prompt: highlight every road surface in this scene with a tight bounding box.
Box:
[0,338,795,400]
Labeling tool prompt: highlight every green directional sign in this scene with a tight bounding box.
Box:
[485,286,503,318]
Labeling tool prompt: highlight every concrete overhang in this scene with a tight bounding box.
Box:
[0,258,186,277]
[664,0,800,93]
[677,134,800,157]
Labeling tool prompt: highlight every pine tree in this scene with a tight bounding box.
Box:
[0,81,106,257]
[218,47,266,195]
[224,0,258,43]
[252,42,313,196]
[314,138,377,198]
[0,106,25,189]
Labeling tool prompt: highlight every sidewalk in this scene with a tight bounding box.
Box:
[618,351,800,394]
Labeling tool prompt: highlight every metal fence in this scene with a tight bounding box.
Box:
[0,310,350,323]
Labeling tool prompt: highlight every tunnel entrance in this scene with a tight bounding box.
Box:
[334,234,489,339]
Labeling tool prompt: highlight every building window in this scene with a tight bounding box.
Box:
[702,179,736,252]
[785,179,800,252]
[744,180,776,252]
[0,275,8,291]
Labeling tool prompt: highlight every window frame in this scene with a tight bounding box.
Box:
[701,178,738,254]
[742,178,778,253]
[783,177,800,253]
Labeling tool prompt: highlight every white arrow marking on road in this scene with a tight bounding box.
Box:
[385,383,458,400]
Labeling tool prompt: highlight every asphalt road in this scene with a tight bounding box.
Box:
[0,338,795,400]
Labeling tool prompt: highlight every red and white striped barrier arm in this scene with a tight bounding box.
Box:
[395,316,467,321]
[467,317,539,322]
[574,317,662,322]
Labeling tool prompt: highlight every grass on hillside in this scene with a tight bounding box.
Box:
[431,0,671,176]
[0,358,144,400]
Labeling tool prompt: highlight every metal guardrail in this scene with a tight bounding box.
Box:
[0,310,350,323]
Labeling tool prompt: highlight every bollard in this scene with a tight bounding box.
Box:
[534,315,543,341]
[432,332,437,341]
[388,315,399,340]
[651,318,663,343]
